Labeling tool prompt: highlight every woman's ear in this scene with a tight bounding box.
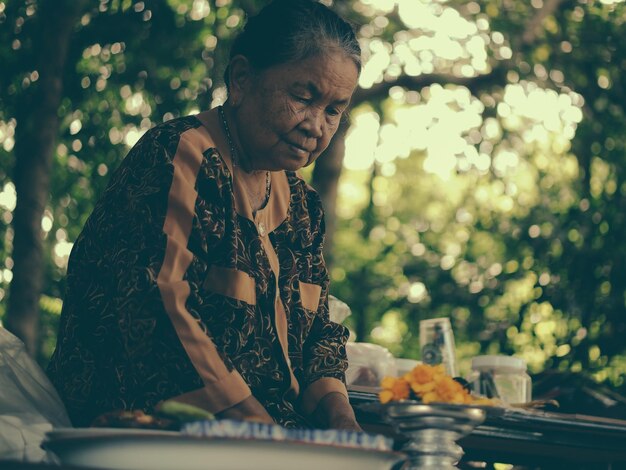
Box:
[227,55,253,107]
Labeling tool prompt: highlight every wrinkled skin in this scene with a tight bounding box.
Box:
[225,51,359,172]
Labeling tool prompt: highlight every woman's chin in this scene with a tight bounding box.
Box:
[275,154,311,172]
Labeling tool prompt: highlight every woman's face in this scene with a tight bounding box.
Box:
[229,51,359,172]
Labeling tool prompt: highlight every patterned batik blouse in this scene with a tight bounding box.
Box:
[47,111,350,428]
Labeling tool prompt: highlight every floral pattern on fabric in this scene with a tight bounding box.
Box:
[47,115,349,428]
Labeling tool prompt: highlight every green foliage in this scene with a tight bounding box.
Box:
[329,0,626,390]
[0,0,257,338]
[1,0,626,397]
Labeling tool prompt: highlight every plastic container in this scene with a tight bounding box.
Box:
[328,295,352,324]
[469,355,532,404]
[345,342,397,387]
[419,317,458,377]
[395,358,421,377]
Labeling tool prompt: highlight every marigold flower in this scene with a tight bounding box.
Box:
[431,364,447,379]
[380,376,398,390]
[410,381,436,394]
[433,376,471,404]
[421,391,440,404]
[379,362,494,406]
[379,376,410,403]
[405,363,451,396]
[404,364,435,385]
[379,389,395,404]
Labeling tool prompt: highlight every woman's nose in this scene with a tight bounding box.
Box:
[300,107,324,138]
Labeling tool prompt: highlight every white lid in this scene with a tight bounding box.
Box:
[471,355,527,371]
[395,358,421,374]
[419,317,452,329]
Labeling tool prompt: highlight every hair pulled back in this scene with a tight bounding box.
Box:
[224,0,361,88]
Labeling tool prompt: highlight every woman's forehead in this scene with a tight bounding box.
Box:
[259,53,359,98]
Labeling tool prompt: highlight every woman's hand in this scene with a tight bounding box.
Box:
[216,395,274,424]
[314,392,362,432]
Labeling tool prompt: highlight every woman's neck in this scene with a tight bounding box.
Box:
[217,104,271,213]
[220,103,257,173]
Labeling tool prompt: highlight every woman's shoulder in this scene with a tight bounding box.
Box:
[140,114,218,156]
[119,114,227,179]
[105,114,226,199]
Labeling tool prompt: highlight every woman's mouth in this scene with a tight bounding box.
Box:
[286,141,311,157]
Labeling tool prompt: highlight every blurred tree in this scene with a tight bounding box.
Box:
[4,0,89,355]
[1,0,626,399]
[0,0,259,359]
[329,0,626,391]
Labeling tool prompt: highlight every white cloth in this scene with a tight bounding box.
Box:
[0,327,71,461]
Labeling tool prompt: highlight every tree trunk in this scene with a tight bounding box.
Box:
[311,120,349,267]
[5,0,87,356]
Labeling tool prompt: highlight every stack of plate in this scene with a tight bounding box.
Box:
[43,422,404,470]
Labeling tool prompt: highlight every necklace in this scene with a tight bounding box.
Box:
[218,106,271,209]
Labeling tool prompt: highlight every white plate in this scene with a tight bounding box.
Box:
[43,428,405,470]
[46,427,181,440]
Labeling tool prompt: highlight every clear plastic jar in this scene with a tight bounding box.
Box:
[419,317,458,377]
[469,355,532,404]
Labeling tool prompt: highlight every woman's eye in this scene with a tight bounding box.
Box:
[294,95,311,104]
[326,107,341,117]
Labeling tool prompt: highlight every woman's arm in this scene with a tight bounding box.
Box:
[73,123,269,423]
[216,395,274,423]
[313,392,362,431]
[297,192,361,431]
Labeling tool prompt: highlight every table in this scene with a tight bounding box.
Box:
[4,398,626,470]
[349,391,626,469]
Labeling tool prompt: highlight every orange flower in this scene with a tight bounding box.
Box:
[379,376,410,404]
[432,376,471,404]
[404,364,434,384]
[431,364,447,378]
[404,364,435,394]
[379,362,497,406]
[404,363,452,396]
[421,391,440,404]
[379,390,394,404]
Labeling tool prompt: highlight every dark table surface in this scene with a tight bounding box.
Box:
[4,394,626,470]
[0,462,92,470]
[349,390,626,469]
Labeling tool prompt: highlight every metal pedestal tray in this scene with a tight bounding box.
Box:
[359,401,486,470]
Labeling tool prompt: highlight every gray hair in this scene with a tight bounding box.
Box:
[224,0,361,88]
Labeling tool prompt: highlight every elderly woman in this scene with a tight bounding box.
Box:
[47,0,361,430]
